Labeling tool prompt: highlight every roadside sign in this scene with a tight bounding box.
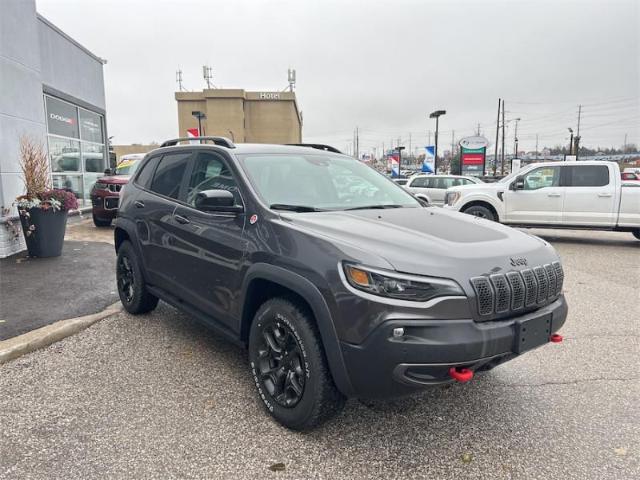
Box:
[459,136,489,150]
[511,158,522,173]
[422,146,435,173]
[460,146,486,177]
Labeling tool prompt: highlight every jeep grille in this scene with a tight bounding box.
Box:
[470,261,563,320]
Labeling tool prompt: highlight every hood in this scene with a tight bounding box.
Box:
[278,207,557,288]
[98,175,130,184]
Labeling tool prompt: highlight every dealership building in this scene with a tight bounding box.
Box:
[0,0,107,257]
[176,89,302,144]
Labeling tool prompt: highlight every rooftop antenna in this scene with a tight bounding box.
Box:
[176,69,185,91]
[202,65,214,89]
[287,68,296,92]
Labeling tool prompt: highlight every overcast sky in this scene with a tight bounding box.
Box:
[37,0,639,154]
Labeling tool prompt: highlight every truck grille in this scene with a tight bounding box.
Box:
[470,261,563,320]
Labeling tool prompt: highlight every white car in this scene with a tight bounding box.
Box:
[443,161,640,240]
[405,174,483,206]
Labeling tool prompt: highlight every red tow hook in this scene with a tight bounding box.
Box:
[449,367,474,383]
[550,333,563,343]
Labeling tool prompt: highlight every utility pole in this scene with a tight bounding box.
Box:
[575,105,582,159]
[624,133,628,152]
[355,126,359,160]
[513,118,521,159]
[494,98,501,176]
[501,101,506,174]
[476,123,481,136]
[409,133,412,163]
[535,134,539,161]
[568,128,574,156]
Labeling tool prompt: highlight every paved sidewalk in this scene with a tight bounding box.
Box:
[0,218,117,340]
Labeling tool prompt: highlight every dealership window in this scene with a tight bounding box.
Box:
[45,95,107,206]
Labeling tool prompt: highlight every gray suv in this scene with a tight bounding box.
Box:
[114,137,568,430]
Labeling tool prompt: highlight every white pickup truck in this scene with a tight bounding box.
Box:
[443,161,640,240]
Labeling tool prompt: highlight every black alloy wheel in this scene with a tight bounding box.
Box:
[256,321,306,408]
[117,254,135,303]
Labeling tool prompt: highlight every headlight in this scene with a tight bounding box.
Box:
[445,191,460,206]
[93,182,109,191]
[342,263,464,302]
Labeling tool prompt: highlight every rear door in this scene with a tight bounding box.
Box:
[561,164,616,226]
[504,166,563,224]
[137,150,194,291]
[171,151,247,326]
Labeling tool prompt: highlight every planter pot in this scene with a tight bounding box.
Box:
[19,207,68,257]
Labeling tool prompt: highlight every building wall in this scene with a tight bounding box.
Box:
[175,89,302,144]
[0,1,106,257]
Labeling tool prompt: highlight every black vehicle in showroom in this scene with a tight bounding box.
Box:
[114,137,567,430]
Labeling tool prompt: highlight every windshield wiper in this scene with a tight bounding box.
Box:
[270,204,324,212]
[343,204,405,211]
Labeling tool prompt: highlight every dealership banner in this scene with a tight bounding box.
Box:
[422,146,435,173]
[388,152,400,177]
[459,136,488,177]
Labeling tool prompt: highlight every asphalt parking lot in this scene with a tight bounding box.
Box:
[1,229,638,479]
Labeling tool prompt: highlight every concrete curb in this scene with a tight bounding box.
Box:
[0,302,122,365]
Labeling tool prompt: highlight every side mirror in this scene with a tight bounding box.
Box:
[511,177,525,190]
[195,189,244,213]
[103,168,112,175]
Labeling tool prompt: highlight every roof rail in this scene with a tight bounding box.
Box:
[286,143,342,154]
[160,136,236,148]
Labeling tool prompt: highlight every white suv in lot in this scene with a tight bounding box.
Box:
[443,161,640,240]
[405,174,483,206]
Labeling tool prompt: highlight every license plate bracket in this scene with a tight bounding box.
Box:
[514,313,552,354]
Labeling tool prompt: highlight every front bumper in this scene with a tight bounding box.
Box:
[339,295,568,398]
[91,193,120,218]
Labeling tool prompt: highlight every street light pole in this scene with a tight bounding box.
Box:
[429,110,446,173]
[568,128,574,157]
[513,118,521,159]
[397,146,405,176]
[191,111,206,137]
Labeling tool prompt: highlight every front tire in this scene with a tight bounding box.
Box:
[463,204,496,222]
[633,229,640,240]
[116,240,159,314]
[248,297,345,430]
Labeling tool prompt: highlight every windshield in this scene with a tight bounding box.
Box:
[239,153,421,211]
[114,159,141,176]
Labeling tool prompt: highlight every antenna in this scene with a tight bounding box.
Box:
[287,68,296,92]
[176,69,184,91]
[202,65,214,89]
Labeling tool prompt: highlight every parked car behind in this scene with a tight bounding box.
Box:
[405,174,483,205]
[90,154,145,227]
[621,172,640,182]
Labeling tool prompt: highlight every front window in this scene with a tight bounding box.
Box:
[523,167,560,190]
[239,154,420,211]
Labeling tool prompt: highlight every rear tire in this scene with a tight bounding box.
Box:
[463,204,496,222]
[116,240,158,314]
[248,297,345,431]
[633,229,640,240]
[93,213,112,227]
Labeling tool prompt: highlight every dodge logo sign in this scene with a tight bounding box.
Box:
[50,113,74,125]
[510,257,528,267]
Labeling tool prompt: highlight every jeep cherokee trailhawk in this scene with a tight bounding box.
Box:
[114,137,568,430]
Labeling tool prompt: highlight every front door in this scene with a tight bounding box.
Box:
[171,151,247,327]
[504,166,563,224]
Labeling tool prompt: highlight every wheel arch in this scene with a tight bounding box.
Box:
[239,263,355,397]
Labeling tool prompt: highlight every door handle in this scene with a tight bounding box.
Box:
[547,193,561,197]
[174,214,190,225]
[134,200,145,208]
[597,193,613,197]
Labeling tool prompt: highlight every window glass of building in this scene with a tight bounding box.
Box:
[565,166,609,187]
[523,167,560,190]
[149,152,192,199]
[186,153,241,206]
[79,109,104,144]
[82,143,105,172]
[49,137,81,172]
[45,96,79,139]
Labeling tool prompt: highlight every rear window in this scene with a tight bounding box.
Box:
[565,166,609,187]
[134,155,159,189]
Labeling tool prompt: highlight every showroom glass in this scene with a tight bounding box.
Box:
[523,167,560,190]
[149,152,192,199]
[564,165,609,187]
[186,153,241,206]
[45,95,107,206]
[239,154,420,210]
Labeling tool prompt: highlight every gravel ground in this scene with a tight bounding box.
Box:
[1,229,638,479]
